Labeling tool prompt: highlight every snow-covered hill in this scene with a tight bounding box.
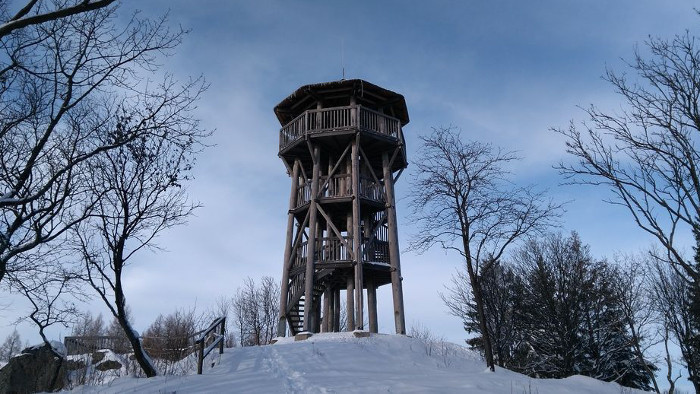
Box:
[65,332,646,393]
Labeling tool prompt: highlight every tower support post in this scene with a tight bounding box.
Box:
[277,160,300,337]
[351,135,364,330]
[346,275,355,331]
[303,145,321,332]
[383,152,406,334]
[367,279,378,333]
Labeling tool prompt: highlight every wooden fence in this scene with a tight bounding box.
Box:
[63,316,227,375]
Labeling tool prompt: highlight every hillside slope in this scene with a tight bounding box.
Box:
[66,332,645,393]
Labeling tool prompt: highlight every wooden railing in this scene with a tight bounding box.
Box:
[359,176,383,201]
[296,182,312,208]
[64,316,228,375]
[196,316,226,375]
[279,105,402,150]
[295,175,383,207]
[287,272,306,310]
[64,335,130,355]
[363,239,390,263]
[293,236,353,266]
[318,236,352,262]
[292,241,308,271]
[320,174,352,198]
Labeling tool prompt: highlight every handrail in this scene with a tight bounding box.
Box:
[279,105,402,151]
[195,316,226,374]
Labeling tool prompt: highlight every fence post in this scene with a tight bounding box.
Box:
[197,339,204,375]
[219,317,225,354]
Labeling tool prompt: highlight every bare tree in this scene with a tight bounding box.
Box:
[409,126,561,371]
[0,329,21,362]
[71,311,106,337]
[12,262,82,343]
[650,254,698,391]
[208,296,236,348]
[143,308,197,362]
[7,244,85,343]
[611,253,661,393]
[554,30,700,390]
[0,0,186,286]
[74,92,207,376]
[232,276,280,346]
[0,0,208,373]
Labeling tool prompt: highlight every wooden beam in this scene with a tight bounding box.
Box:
[346,275,355,331]
[352,133,364,330]
[287,210,310,272]
[393,167,404,184]
[322,287,331,332]
[383,152,406,335]
[318,143,351,196]
[365,212,387,246]
[346,213,355,331]
[316,204,353,260]
[367,279,378,333]
[277,160,300,337]
[297,159,309,184]
[358,144,385,200]
[388,146,401,170]
[303,145,321,332]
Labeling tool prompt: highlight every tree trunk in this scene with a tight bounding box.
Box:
[463,255,495,371]
[118,312,157,377]
[114,262,157,377]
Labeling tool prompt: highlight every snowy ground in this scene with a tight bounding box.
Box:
[62,332,645,393]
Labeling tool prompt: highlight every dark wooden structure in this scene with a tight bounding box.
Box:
[275,79,408,336]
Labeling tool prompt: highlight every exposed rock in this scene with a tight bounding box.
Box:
[91,350,106,364]
[0,342,66,393]
[65,359,87,371]
[94,359,122,372]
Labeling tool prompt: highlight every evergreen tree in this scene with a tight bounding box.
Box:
[580,262,656,390]
[513,233,655,389]
[445,232,656,389]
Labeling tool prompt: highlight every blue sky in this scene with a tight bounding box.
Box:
[2,0,698,388]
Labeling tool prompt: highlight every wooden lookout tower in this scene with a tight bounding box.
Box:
[275,79,409,337]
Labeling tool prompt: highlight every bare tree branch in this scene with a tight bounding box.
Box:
[0,0,117,39]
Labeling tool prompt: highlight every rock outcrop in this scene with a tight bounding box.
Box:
[0,342,66,393]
